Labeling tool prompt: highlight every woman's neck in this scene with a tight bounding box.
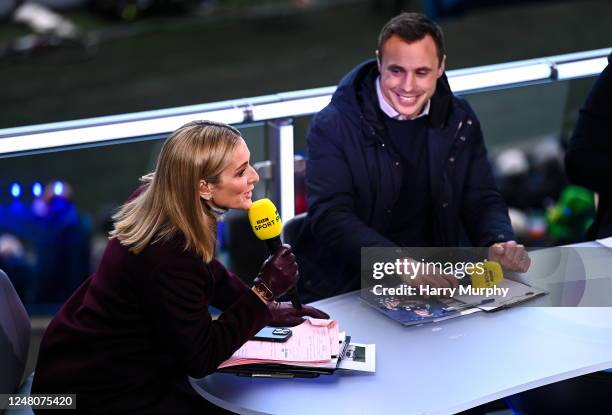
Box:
[206,202,228,219]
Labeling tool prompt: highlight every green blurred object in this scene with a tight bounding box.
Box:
[546,185,595,242]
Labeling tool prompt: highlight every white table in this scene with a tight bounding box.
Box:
[191,243,612,414]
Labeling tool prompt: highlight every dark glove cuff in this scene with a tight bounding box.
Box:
[253,282,275,302]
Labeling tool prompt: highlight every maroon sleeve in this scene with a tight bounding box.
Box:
[208,259,252,311]
[142,253,271,378]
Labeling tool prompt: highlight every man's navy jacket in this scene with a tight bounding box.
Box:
[302,60,514,297]
[566,52,612,239]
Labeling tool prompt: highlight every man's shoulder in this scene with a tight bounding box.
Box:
[311,60,377,127]
[450,94,477,117]
[309,101,358,138]
[312,101,342,124]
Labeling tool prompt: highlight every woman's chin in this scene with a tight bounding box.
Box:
[241,199,254,210]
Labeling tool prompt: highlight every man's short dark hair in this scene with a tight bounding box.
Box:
[377,12,445,65]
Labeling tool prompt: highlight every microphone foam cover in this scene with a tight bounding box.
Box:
[470,261,504,288]
[248,198,282,241]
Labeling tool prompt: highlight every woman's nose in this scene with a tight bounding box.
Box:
[249,165,259,184]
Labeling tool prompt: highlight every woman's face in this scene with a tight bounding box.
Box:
[205,138,259,210]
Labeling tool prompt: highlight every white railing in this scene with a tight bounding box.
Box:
[0,47,609,221]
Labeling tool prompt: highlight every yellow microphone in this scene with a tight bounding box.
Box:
[248,198,302,309]
[248,198,283,252]
[469,261,504,289]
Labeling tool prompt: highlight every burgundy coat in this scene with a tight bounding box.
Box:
[32,232,271,414]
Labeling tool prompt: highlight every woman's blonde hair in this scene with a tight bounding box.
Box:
[110,120,242,262]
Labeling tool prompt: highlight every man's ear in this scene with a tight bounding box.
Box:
[375,50,381,70]
[437,54,446,78]
[199,180,212,201]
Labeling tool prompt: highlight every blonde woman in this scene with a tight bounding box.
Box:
[32,121,328,414]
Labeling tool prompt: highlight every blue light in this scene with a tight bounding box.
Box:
[10,183,21,198]
[562,207,572,217]
[32,182,43,197]
[53,181,64,196]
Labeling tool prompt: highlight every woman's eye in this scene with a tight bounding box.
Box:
[237,169,246,177]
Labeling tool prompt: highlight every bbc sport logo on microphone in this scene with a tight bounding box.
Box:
[254,215,279,231]
[248,198,282,240]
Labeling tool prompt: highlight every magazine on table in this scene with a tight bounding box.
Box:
[361,278,546,326]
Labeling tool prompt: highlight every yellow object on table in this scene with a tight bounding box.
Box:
[470,261,504,288]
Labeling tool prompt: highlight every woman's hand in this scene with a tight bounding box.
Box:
[252,245,299,302]
[267,302,330,326]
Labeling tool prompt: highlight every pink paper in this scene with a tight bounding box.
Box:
[219,319,338,369]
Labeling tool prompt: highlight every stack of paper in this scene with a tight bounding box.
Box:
[219,319,339,369]
[596,236,612,249]
[217,319,375,377]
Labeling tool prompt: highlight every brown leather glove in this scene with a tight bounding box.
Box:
[252,245,299,302]
[267,302,330,327]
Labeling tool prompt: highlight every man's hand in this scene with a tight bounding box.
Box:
[399,258,459,298]
[488,241,531,273]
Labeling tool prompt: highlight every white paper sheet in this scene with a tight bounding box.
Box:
[596,236,612,249]
[337,343,376,373]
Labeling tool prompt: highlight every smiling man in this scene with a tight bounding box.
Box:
[376,28,444,120]
[303,13,529,299]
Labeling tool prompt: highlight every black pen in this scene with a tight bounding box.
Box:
[443,298,495,312]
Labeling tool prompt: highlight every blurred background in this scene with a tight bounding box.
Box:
[0,0,611,385]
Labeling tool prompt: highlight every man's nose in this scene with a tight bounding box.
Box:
[402,72,416,91]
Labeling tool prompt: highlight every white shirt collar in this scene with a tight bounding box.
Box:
[375,76,430,120]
